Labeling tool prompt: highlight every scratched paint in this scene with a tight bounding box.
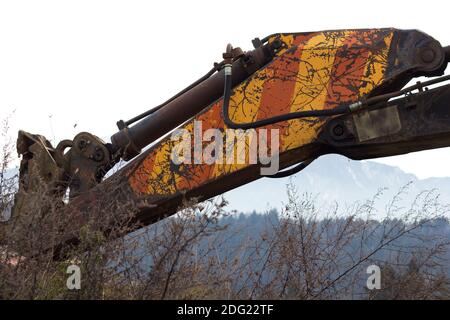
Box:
[128,29,395,196]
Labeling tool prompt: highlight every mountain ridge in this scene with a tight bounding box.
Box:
[223,154,450,215]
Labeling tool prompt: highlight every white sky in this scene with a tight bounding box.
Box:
[1,0,450,179]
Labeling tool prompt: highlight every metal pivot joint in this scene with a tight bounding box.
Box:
[11,131,117,221]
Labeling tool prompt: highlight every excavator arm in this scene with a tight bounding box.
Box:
[8,28,450,252]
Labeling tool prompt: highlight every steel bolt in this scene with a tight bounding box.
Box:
[272,39,282,49]
[93,147,105,162]
[421,48,436,63]
[78,139,87,150]
[332,124,345,137]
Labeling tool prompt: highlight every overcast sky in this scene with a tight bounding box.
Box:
[1,0,450,179]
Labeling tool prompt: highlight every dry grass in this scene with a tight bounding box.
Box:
[1,117,449,300]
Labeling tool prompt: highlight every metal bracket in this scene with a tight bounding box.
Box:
[353,106,402,142]
[11,131,116,222]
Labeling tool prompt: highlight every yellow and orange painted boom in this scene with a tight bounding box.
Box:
[10,28,450,248]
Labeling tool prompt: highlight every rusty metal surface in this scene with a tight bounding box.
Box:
[124,29,443,198]
[11,131,67,220]
[110,41,277,159]
[11,130,117,225]
[93,30,445,215]
[352,106,402,142]
[321,83,450,160]
[69,28,447,231]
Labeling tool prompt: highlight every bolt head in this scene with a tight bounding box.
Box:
[272,39,282,49]
[93,149,105,162]
[421,48,436,63]
[332,124,345,137]
[78,139,87,150]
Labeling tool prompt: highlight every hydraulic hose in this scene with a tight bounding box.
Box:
[222,65,450,130]
[221,65,354,130]
[265,157,317,178]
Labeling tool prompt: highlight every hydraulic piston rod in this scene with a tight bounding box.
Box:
[110,40,280,160]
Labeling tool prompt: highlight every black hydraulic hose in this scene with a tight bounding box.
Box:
[222,68,352,130]
[222,66,450,130]
[265,157,316,178]
[220,45,450,177]
[122,64,222,128]
[362,74,450,106]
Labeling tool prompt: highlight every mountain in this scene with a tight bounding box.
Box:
[223,154,450,215]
